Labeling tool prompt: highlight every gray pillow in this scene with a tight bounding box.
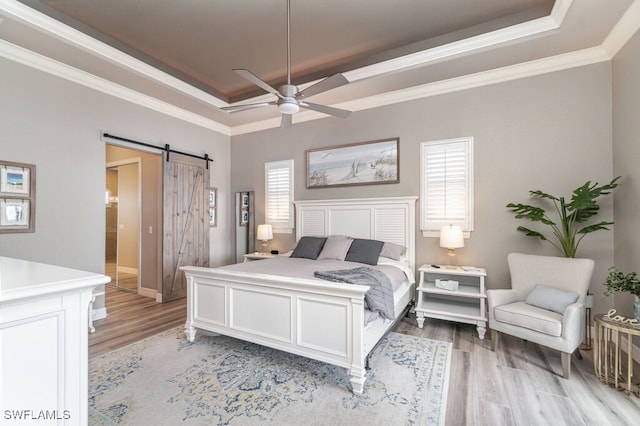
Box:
[345,238,384,265]
[380,242,407,260]
[525,284,579,314]
[317,236,353,260]
[290,236,327,260]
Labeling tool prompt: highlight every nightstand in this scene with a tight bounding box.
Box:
[415,264,488,339]
[243,252,278,262]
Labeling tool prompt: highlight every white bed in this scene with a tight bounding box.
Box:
[181,196,417,394]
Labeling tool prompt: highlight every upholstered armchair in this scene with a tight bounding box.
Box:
[487,253,595,379]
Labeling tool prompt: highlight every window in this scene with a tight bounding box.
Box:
[265,159,294,233]
[420,137,474,236]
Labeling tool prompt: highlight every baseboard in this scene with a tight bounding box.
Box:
[155,293,162,303]
[117,266,138,274]
[93,307,107,321]
[139,287,157,299]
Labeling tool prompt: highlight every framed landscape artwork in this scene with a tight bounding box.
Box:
[306,138,399,188]
[0,160,36,233]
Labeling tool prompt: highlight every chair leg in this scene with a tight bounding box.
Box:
[561,352,571,379]
[491,330,499,352]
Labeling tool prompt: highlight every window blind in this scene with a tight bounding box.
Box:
[265,159,294,231]
[420,138,473,233]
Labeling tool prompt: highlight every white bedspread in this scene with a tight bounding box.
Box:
[221,256,411,324]
[221,256,409,290]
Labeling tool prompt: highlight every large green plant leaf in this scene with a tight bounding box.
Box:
[568,178,620,223]
[578,221,614,235]
[505,203,556,226]
[506,176,620,257]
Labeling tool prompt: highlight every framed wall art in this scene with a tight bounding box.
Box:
[208,187,217,227]
[0,160,36,233]
[306,138,399,188]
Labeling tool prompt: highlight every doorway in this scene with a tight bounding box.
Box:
[105,159,141,293]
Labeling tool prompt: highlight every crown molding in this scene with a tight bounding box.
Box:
[345,0,571,82]
[0,39,231,136]
[0,0,226,108]
[2,0,572,110]
[231,46,610,136]
[601,0,640,58]
[3,0,634,137]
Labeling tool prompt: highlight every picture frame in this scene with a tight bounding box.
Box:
[1,163,31,196]
[306,138,399,188]
[0,161,36,233]
[208,187,217,227]
[241,193,249,208]
[0,198,30,228]
[241,210,249,226]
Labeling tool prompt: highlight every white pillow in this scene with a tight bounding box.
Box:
[525,284,579,314]
[380,242,407,260]
[317,236,353,260]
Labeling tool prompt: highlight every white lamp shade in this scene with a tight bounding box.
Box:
[256,224,273,241]
[440,225,464,249]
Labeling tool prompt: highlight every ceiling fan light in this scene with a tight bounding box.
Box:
[278,102,299,114]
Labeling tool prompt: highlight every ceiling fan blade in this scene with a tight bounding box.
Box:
[233,69,284,98]
[280,113,292,128]
[296,73,349,99]
[300,102,351,118]
[221,101,276,113]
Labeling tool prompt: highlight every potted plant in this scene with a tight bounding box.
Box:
[506,177,620,258]
[603,267,640,319]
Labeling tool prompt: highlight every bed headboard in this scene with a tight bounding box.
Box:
[294,197,418,271]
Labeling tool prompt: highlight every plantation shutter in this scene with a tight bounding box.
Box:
[265,159,294,231]
[420,137,474,233]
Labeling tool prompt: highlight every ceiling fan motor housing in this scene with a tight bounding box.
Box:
[278,84,300,114]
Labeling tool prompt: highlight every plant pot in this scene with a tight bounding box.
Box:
[635,295,640,321]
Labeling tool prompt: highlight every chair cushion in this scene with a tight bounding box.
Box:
[525,283,579,314]
[494,301,563,337]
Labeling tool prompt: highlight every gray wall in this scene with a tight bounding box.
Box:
[0,57,233,312]
[612,30,640,317]
[231,63,617,315]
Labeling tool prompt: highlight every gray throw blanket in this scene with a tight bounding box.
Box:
[314,267,395,320]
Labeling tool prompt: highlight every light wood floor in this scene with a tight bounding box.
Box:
[105,261,139,292]
[89,292,640,425]
[88,286,186,357]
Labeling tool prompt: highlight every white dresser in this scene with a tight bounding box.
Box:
[0,256,110,425]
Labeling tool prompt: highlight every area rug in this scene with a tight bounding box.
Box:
[89,327,451,425]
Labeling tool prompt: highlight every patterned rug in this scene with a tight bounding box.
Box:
[89,327,451,425]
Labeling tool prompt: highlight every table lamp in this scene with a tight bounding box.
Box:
[256,224,273,253]
[440,224,464,268]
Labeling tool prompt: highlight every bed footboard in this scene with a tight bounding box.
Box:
[181,266,370,394]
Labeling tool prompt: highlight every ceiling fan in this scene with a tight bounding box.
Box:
[221,0,351,127]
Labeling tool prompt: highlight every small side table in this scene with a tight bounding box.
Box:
[415,264,487,339]
[243,252,278,262]
[594,313,640,397]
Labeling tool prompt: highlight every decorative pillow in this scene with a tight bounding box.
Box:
[345,238,384,265]
[525,284,579,314]
[380,242,407,261]
[290,236,327,260]
[317,236,353,260]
